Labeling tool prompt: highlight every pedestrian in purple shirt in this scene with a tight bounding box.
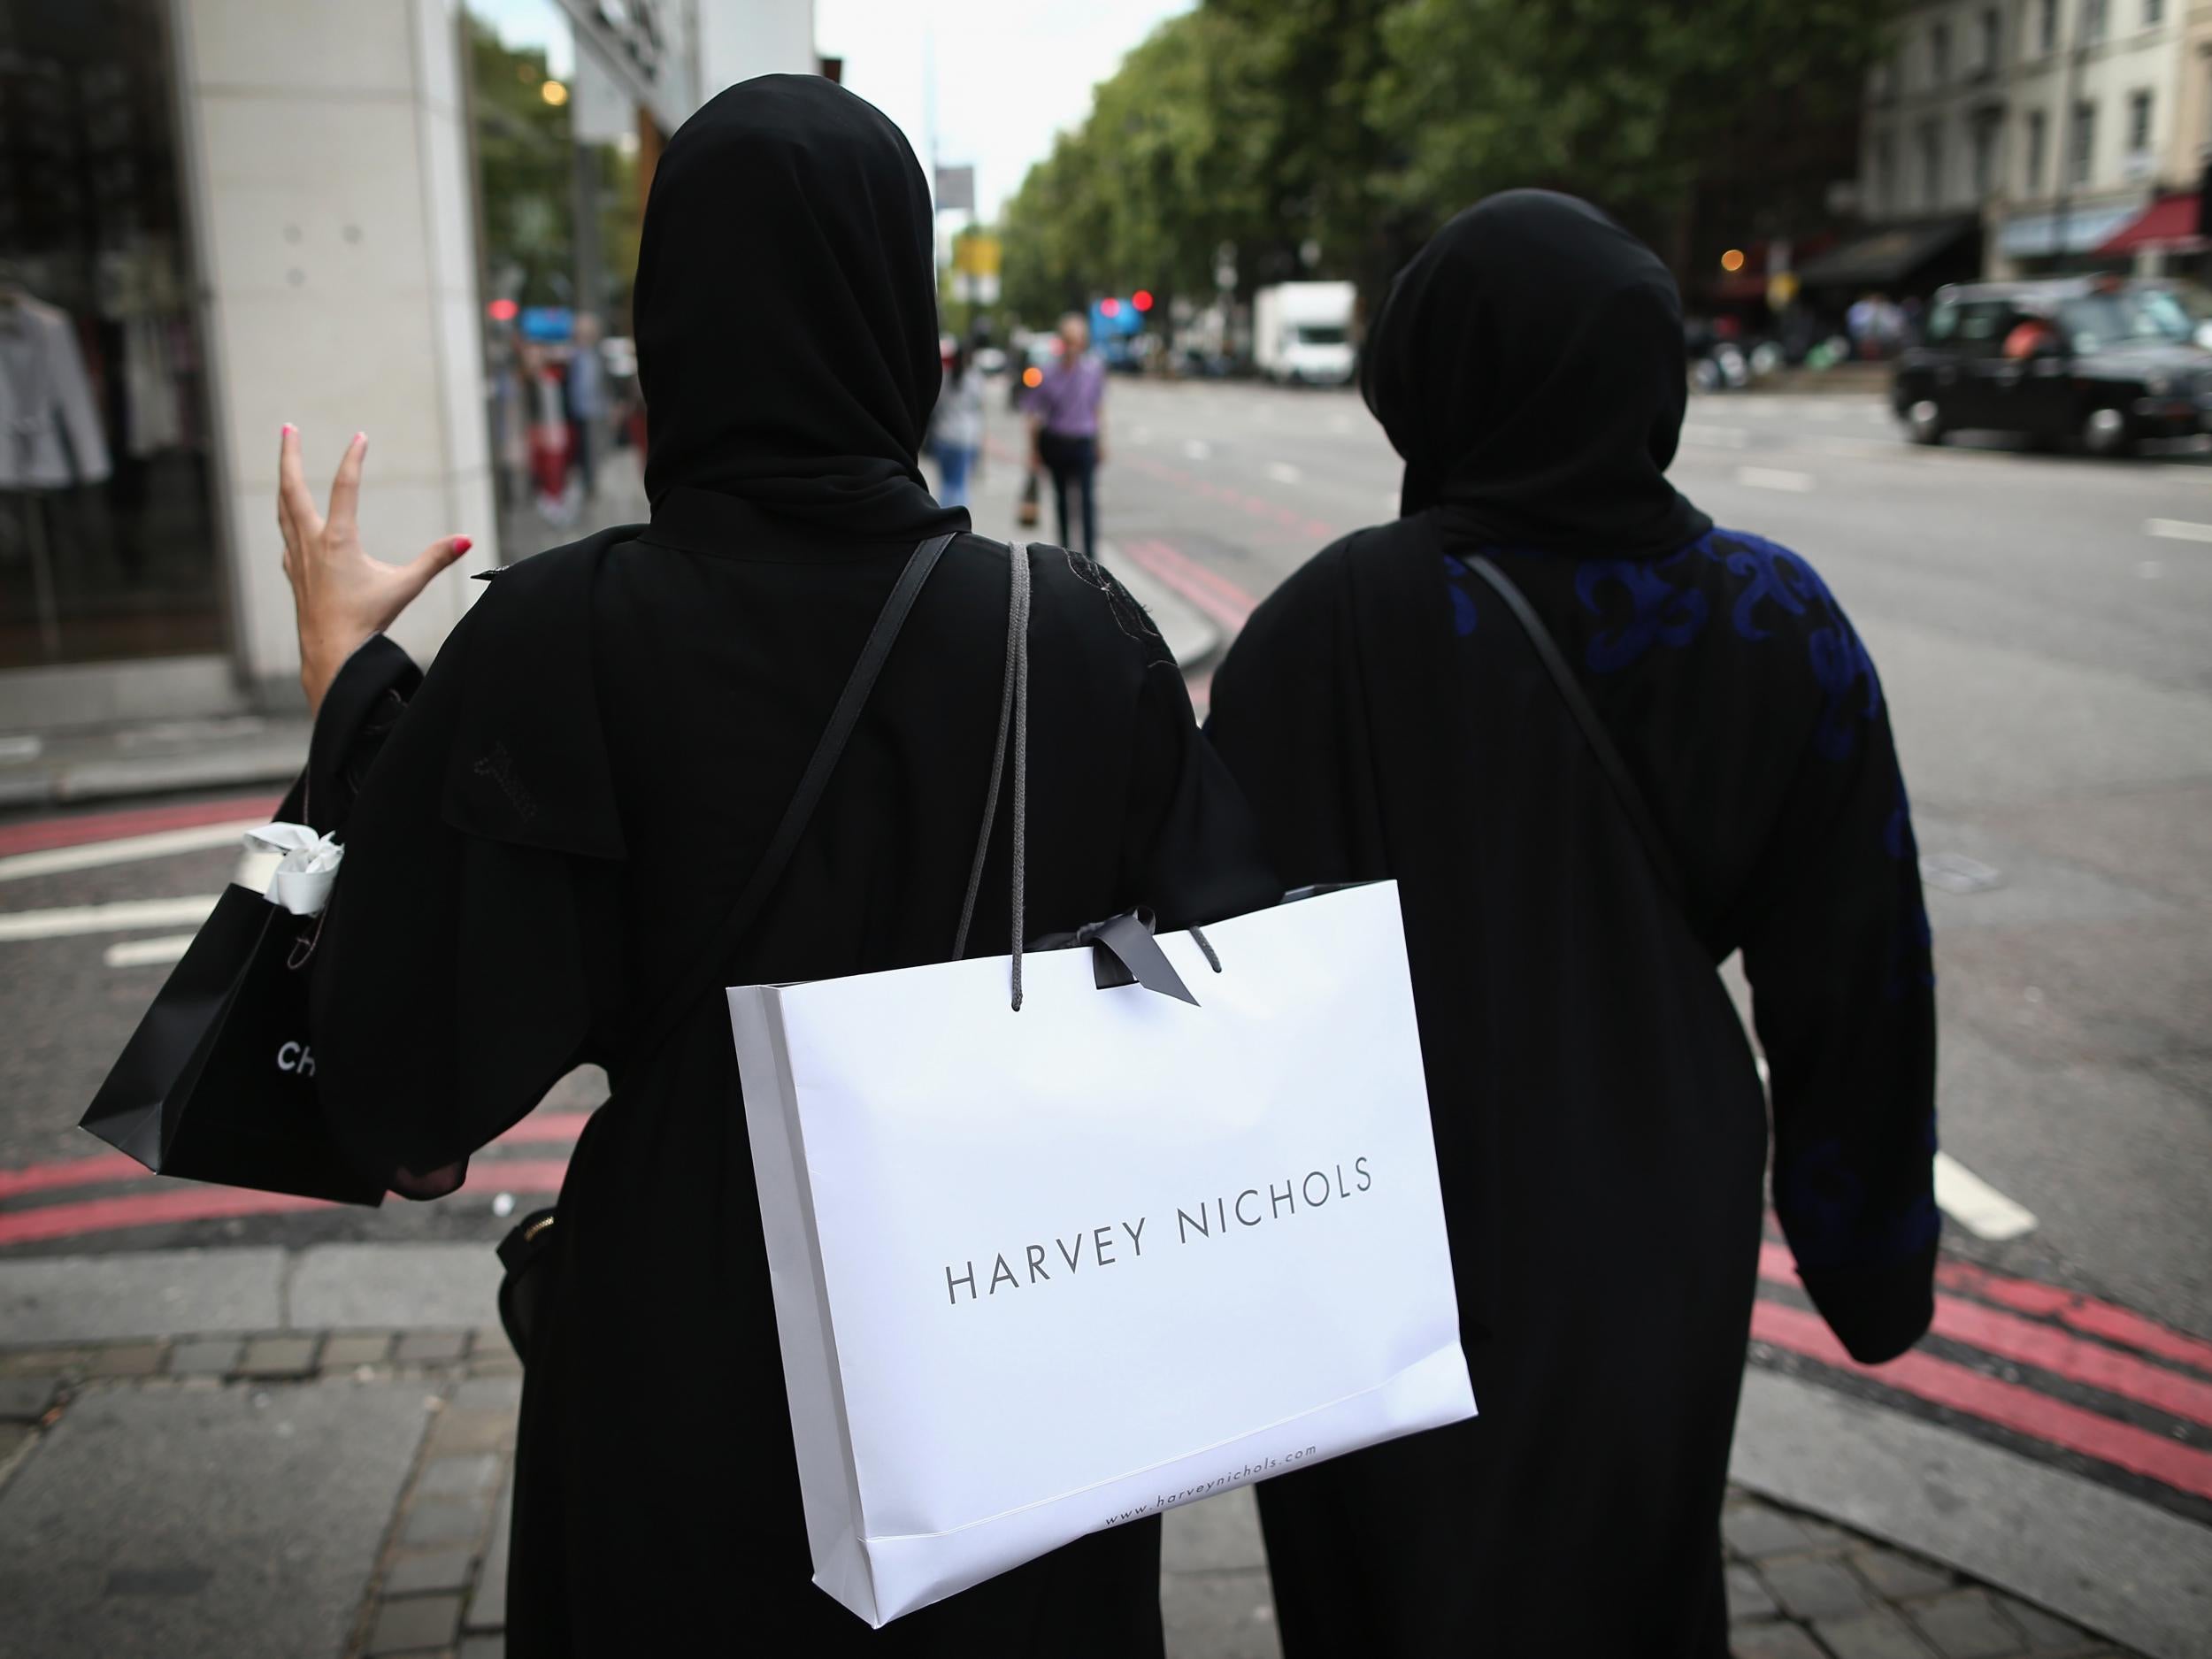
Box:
[1025,311,1107,558]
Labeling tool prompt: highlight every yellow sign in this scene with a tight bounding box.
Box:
[954,233,1002,278]
[1766,272,1800,310]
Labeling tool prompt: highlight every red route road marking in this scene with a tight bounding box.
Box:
[0,1156,572,1248]
[1750,1300,2212,1502]
[1760,1242,2212,1417]
[1937,1257,2212,1377]
[1121,539,1258,631]
[0,1152,147,1201]
[0,795,283,858]
[0,1114,592,1204]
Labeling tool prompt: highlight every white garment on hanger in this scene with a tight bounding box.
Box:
[0,296,113,489]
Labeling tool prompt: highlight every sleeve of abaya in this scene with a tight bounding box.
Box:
[307,604,618,1199]
[1740,667,1938,1366]
[306,634,421,829]
[1118,653,1281,930]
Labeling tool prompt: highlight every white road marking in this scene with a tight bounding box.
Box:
[2144,518,2212,544]
[1679,423,1748,449]
[103,933,196,969]
[1807,436,1894,458]
[1182,439,1212,461]
[0,733,41,761]
[0,895,218,942]
[1933,1151,2039,1241]
[1754,1055,2038,1240]
[1265,460,1302,484]
[1736,465,1817,493]
[0,819,263,884]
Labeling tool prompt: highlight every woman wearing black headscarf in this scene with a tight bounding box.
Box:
[273,76,1275,1653]
[1206,191,1938,1655]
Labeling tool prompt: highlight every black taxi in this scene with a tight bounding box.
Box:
[1893,277,2211,456]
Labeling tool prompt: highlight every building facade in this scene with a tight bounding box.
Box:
[1855,0,2207,282]
[0,0,814,733]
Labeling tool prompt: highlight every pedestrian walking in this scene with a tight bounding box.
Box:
[270,74,1273,1655]
[565,311,604,504]
[1025,311,1105,557]
[926,337,984,508]
[1206,190,1938,1657]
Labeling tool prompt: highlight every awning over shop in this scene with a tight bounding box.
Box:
[2096,192,2205,256]
[1997,202,2144,258]
[1795,216,1978,287]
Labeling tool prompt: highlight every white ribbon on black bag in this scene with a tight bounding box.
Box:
[239,823,344,917]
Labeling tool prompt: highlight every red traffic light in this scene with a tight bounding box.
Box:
[487,297,519,321]
[1132,289,1154,312]
[1099,296,1122,318]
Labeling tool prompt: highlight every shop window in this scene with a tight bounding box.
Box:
[467,0,651,559]
[2070,99,2096,185]
[2038,0,2059,53]
[2024,109,2047,193]
[2124,90,2151,156]
[0,1,221,670]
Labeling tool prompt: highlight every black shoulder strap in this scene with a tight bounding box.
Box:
[628,531,956,1060]
[1456,554,1686,909]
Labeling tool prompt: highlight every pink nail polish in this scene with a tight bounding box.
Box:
[281,423,295,435]
[453,535,473,555]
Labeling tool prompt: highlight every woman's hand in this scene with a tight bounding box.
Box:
[278,426,471,715]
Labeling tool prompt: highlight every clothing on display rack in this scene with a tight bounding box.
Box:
[0,289,113,490]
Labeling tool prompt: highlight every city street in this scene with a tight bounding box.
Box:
[2,378,2209,1656]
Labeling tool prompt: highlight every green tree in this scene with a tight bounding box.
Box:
[999,0,1901,333]
[1371,0,1899,272]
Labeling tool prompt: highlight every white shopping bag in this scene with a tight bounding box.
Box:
[728,879,1475,1627]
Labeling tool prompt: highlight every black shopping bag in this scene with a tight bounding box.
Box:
[75,642,417,1208]
[79,867,382,1207]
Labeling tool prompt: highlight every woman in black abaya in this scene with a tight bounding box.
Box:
[273,77,1275,1654]
[1206,192,1939,1655]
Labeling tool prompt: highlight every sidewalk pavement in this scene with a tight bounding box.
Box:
[0,1242,2148,1659]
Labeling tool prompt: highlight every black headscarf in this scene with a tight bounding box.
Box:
[634,74,965,539]
[1361,189,1710,558]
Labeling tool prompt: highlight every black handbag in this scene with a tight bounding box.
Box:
[493,531,959,1360]
[76,659,411,1207]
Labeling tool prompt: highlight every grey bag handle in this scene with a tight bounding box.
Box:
[954,541,1033,1009]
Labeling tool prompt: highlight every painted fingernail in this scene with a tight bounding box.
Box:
[281,423,295,435]
[453,535,472,555]
[354,431,366,444]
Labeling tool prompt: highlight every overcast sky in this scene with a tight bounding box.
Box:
[816,0,1193,220]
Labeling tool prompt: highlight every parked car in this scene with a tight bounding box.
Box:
[1893,277,2212,456]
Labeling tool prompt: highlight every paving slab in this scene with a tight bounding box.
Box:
[0,1249,286,1345]
[0,1379,429,1659]
[288,1245,502,1333]
[1732,1369,2212,1659]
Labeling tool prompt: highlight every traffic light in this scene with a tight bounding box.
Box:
[1132,289,1155,312]
[1100,296,1122,318]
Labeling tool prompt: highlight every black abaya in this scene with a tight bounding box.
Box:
[302,76,1278,1655]
[1205,196,1937,1657]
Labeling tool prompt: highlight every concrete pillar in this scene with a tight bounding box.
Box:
[173,0,495,699]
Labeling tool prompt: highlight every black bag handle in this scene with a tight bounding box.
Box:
[952,539,1032,1008]
[1455,554,1686,909]
[627,531,956,1061]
